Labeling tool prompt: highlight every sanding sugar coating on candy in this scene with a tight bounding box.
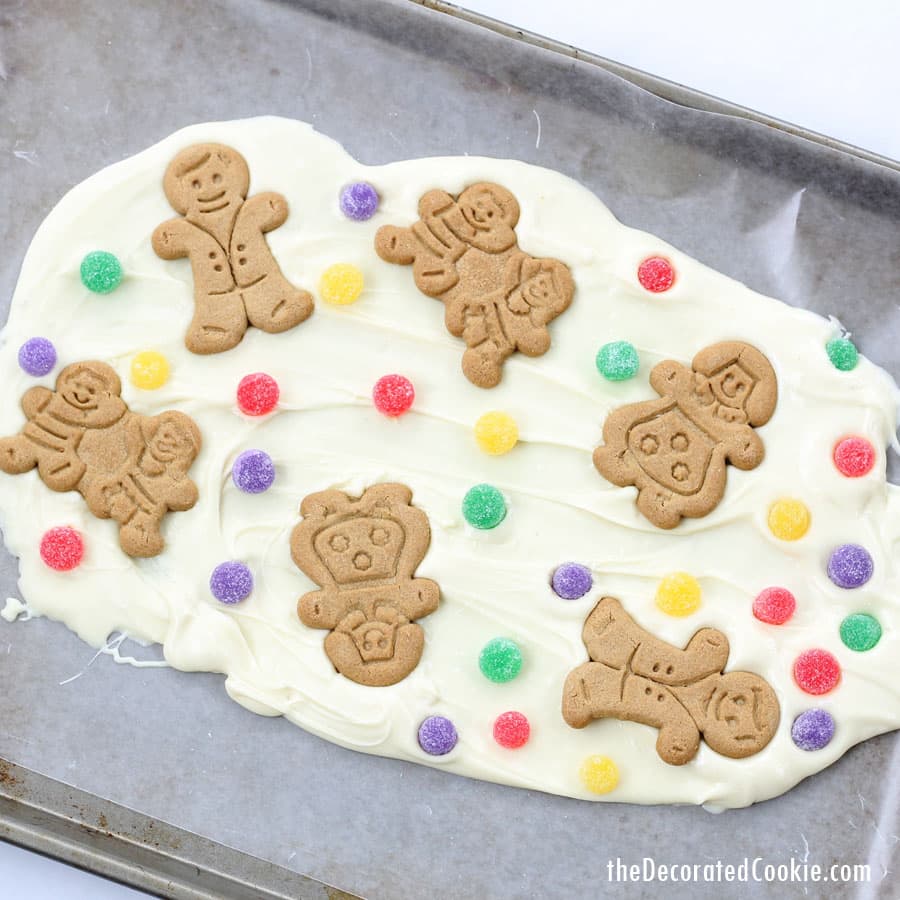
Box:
[595,340,639,381]
[39,526,84,571]
[319,263,364,305]
[579,754,619,795]
[474,411,518,455]
[752,586,796,625]
[236,372,280,416]
[655,572,701,617]
[767,497,811,541]
[637,256,675,293]
[339,182,380,221]
[833,436,876,478]
[80,250,123,294]
[791,709,836,751]
[840,612,882,652]
[493,711,530,749]
[827,544,874,589]
[210,561,254,604]
[232,449,276,494]
[462,483,506,529]
[130,351,170,390]
[417,715,458,756]
[551,562,593,600]
[479,637,523,683]
[826,337,859,372]
[372,374,415,417]
[18,337,57,377]
[793,648,841,695]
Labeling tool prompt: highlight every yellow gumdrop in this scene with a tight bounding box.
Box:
[320,263,364,305]
[130,351,169,390]
[580,755,619,795]
[474,411,519,455]
[655,572,701,617]
[767,498,810,541]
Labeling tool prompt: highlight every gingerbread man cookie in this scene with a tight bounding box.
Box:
[153,143,313,354]
[562,597,780,765]
[375,183,574,388]
[0,361,201,557]
[290,483,440,687]
[594,341,777,528]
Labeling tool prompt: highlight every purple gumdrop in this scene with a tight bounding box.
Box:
[18,337,57,377]
[417,715,458,755]
[791,709,835,751]
[827,544,873,589]
[551,562,593,600]
[232,449,275,494]
[210,561,253,604]
[339,182,379,221]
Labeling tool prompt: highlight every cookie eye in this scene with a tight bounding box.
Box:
[212,173,222,184]
[329,534,350,552]
[353,552,372,571]
[672,462,690,482]
[670,432,689,451]
[734,696,746,706]
[370,527,389,546]
[640,435,659,455]
[191,179,201,189]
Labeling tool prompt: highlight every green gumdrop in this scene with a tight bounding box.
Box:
[80,250,123,294]
[839,613,881,652]
[462,483,506,530]
[479,637,523,683]
[596,340,639,381]
[826,338,858,372]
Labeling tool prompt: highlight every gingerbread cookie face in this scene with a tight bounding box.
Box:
[290,483,440,686]
[0,361,201,558]
[153,143,313,355]
[562,597,780,765]
[594,341,777,528]
[375,183,574,388]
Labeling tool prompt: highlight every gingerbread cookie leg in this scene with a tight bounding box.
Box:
[186,290,248,354]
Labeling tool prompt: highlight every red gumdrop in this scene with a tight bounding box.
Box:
[793,649,841,695]
[237,373,279,416]
[637,256,675,293]
[493,710,530,749]
[40,526,84,571]
[833,436,876,478]
[373,374,415,417]
[752,587,796,625]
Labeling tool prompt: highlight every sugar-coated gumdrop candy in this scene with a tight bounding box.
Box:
[826,337,858,372]
[417,715,457,755]
[767,498,810,541]
[580,755,619,794]
[479,637,523,683]
[839,612,882,652]
[232,449,276,494]
[752,586,796,625]
[40,526,84,571]
[655,572,701,617]
[130,351,170,390]
[827,544,873,589]
[462,483,506,529]
[237,373,279,416]
[474,411,518,455]
[80,250,123,293]
[637,256,675,293]
[210,561,253,604]
[833,437,875,478]
[793,648,841,695]
[373,374,415,417]
[320,263,364,305]
[596,340,639,381]
[493,711,530,749]
[551,562,593,600]
[18,337,57,377]
[791,709,835,751]
[339,182,380,221]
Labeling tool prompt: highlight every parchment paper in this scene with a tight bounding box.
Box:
[0,1,898,897]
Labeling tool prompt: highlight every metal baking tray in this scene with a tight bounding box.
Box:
[1,1,898,898]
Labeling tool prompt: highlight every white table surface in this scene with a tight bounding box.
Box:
[2,1,897,897]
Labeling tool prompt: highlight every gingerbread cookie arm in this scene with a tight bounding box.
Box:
[21,386,53,419]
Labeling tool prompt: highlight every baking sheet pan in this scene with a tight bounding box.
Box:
[1,0,899,897]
